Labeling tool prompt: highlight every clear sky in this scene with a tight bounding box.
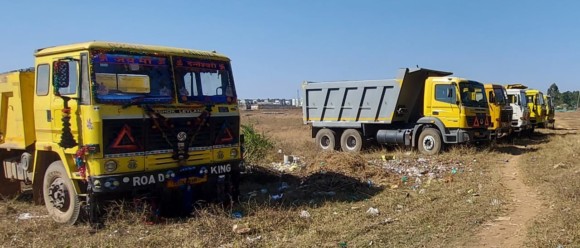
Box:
[1,1,578,98]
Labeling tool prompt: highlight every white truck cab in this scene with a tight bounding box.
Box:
[506,89,532,132]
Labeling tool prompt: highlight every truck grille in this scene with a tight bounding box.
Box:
[500,109,513,122]
[102,116,239,156]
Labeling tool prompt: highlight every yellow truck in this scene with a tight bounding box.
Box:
[0,41,242,225]
[303,68,491,155]
[506,84,546,131]
[525,89,547,129]
[484,84,513,139]
[544,95,555,128]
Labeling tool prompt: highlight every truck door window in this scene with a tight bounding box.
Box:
[36,64,49,96]
[58,61,78,95]
[434,84,456,104]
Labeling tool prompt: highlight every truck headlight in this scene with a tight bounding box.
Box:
[230,148,238,158]
[105,160,118,173]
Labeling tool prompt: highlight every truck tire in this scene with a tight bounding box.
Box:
[418,128,442,155]
[315,129,337,151]
[340,129,363,152]
[43,161,80,225]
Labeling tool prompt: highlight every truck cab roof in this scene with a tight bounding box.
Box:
[34,41,230,61]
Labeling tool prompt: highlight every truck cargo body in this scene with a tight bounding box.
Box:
[303,68,490,155]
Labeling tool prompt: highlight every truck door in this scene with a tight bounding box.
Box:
[51,58,81,148]
[430,84,460,127]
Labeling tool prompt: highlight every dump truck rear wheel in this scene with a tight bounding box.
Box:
[340,129,363,152]
[418,128,442,155]
[315,129,337,151]
[43,161,80,225]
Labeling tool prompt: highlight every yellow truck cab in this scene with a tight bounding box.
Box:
[525,89,547,129]
[303,68,490,155]
[0,41,242,225]
[544,95,555,128]
[484,84,513,139]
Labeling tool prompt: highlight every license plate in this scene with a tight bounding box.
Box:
[166,176,208,188]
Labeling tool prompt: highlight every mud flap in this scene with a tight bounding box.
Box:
[0,174,21,198]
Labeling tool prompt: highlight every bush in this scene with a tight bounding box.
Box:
[241,124,274,165]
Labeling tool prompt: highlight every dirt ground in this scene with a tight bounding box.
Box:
[0,109,578,247]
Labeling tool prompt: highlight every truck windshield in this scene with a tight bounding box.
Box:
[91,52,174,104]
[493,88,508,105]
[537,93,545,105]
[173,56,236,104]
[459,81,487,108]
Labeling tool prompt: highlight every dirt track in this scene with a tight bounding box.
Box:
[472,154,542,247]
[472,113,577,247]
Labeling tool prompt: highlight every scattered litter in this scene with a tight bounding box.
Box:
[366,207,379,216]
[418,189,426,194]
[491,199,501,206]
[232,224,252,235]
[451,168,458,174]
[300,210,311,218]
[260,188,268,194]
[495,216,511,221]
[271,194,284,200]
[278,182,290,191]
[553,162,565,169]
[246,235,262,243]
[401,176,408,183]
[338,241,348,248]
[417,158,428,163]
[390,184,399,189]
[17,213,48,220]
[382,217,398,224]
[367,179,373,187]
[247,191,258,197]
[231,211,243,219]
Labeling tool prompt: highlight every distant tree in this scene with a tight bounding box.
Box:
[547,83,561,105]
[560,91,580,110]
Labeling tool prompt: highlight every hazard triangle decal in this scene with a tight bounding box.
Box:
[110,124,140,150]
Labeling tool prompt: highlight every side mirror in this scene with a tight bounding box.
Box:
[489,92,495,103]
[53,61,70,88]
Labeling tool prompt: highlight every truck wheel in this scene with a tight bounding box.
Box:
[43,161,80,225]
[340,129,363,152]
[418,128,442,155]
[315,129,338,151]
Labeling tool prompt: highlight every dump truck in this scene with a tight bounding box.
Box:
[505,86,532,133]
[302,68,490,155]
[484,84,513,139]
[0,41,242,225]
[507,84,546,129]
[544,95,555,129]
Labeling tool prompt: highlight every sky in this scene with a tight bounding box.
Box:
[1,0,579,98]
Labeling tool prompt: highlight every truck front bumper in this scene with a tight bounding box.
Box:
[88,161,242,194]
[456,129,490,143]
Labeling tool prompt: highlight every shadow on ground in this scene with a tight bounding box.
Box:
[240,166,382,207]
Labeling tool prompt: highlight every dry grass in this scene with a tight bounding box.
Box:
[517,112,580,247]
[1,108,550,247]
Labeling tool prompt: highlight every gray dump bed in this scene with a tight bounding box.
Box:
[302,68,452,127]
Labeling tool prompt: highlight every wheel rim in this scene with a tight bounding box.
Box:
[423,136,435,151]
[48,178,70,212]
[346,136,357,150]
[320,135,331,149]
